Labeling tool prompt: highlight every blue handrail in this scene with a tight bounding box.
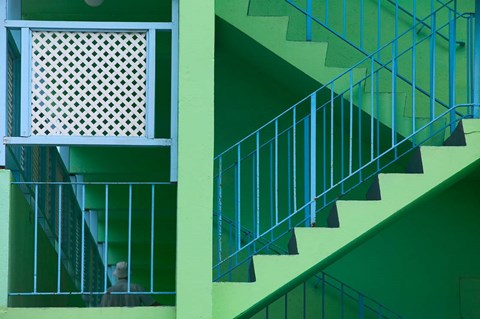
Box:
[213,1,472,279]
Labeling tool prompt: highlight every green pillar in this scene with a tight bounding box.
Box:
[176,0,215,318]
[0,170,12,306]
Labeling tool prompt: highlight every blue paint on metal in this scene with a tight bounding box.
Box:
[81,184,85,293]
[170,0,179,182]
[360,0,364,49]
[275,120,279,225]
[57,185,62,293]
[449,8,457,132]
[33,184,38,293]
[256,132,260,238]
[127,184,132,293]
[20,27,30,137]
[306,0,312,41]
[0,0,6,166]
[392,42,397,148]
[150,184,155,292]
[5,136,172,146]
[430,13,437,123]
[359,293,365,319]
[349,72,353,175]
[104,184,109,292]
[330,88,334,189]
[5,20,173,30]
[303,117,310,227]
[474,0,480,117]
[236,146,241,251]
[146,29,156,139]
[311,93,317,225]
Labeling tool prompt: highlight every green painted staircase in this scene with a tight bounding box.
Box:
[212,119,480,318]
[216,0,447,144]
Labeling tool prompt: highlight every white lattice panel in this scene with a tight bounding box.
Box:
[31,31,147,137]
[7,50,14,136]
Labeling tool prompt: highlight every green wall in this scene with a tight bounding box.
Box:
[247,160,480,318]
[326,169,480,319]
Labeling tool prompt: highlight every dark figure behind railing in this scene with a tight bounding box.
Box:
[100,262,160,307]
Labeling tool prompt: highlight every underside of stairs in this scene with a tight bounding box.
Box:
[212,119,480,318]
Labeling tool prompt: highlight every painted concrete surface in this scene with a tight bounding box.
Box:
[212,119,480,318]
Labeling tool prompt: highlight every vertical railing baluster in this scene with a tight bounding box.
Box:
[412,3,417,144]
[217,157,222,278]
[33,184,38,293]
[311,93,317,226]
[304,116,310,227]
[104,184,109,293]
[370,58,375,162]
[359,293,365,319]
[255,132,259,240]
[293,107,298,215]
[287,130,292,229]
[306,0,312,41]
[236,145,241,253]
[228,222,233,281]
[377,0,381,59]
[81,183,85,294]
[376,66,380,170]
[325,0,329,26]
[57,184,62,293]
[349,71,354,175]
[275,120,279,226]
[392,42,397,150]
[128,184,132,292]
[449,8,457,133]
[430,13,437,122]
[330,87,334,189]
[378,304,383,319]
[251,154,256,254]
[360,0,364,49]
[269,142,273,240]
[323,102,327,207]
[150,184,155,292]
[341,95,345,193]
[358,83,362,181]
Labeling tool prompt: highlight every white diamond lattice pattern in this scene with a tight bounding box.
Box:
[7,50,14,136]
[31,31,147,137]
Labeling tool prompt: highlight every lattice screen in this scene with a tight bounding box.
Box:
[7,50,14,136]
[31,31,147,137]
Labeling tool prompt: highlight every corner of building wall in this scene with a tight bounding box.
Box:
[175,0,215,318]
[0,170,12,307]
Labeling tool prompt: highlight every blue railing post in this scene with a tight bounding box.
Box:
[303,116,310,227]
[474,0,480,117]
[449,7,457,132]
[310,93,317,226]
[0,0,6,167]
[306,0,312,41]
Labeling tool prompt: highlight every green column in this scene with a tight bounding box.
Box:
[0,170,12,306]
[176,0,215,318]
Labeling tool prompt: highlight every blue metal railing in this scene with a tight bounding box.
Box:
[8,181,176,305]
[251,270,404,318]
[284,0,472,112]
[213,3,472,280]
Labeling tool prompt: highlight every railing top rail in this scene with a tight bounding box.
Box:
[11,181,173,185]
[5,20,174,31]
[214,1,457,160]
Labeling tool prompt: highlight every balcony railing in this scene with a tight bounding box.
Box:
[9,181,176,306]
[2,8,179,181]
